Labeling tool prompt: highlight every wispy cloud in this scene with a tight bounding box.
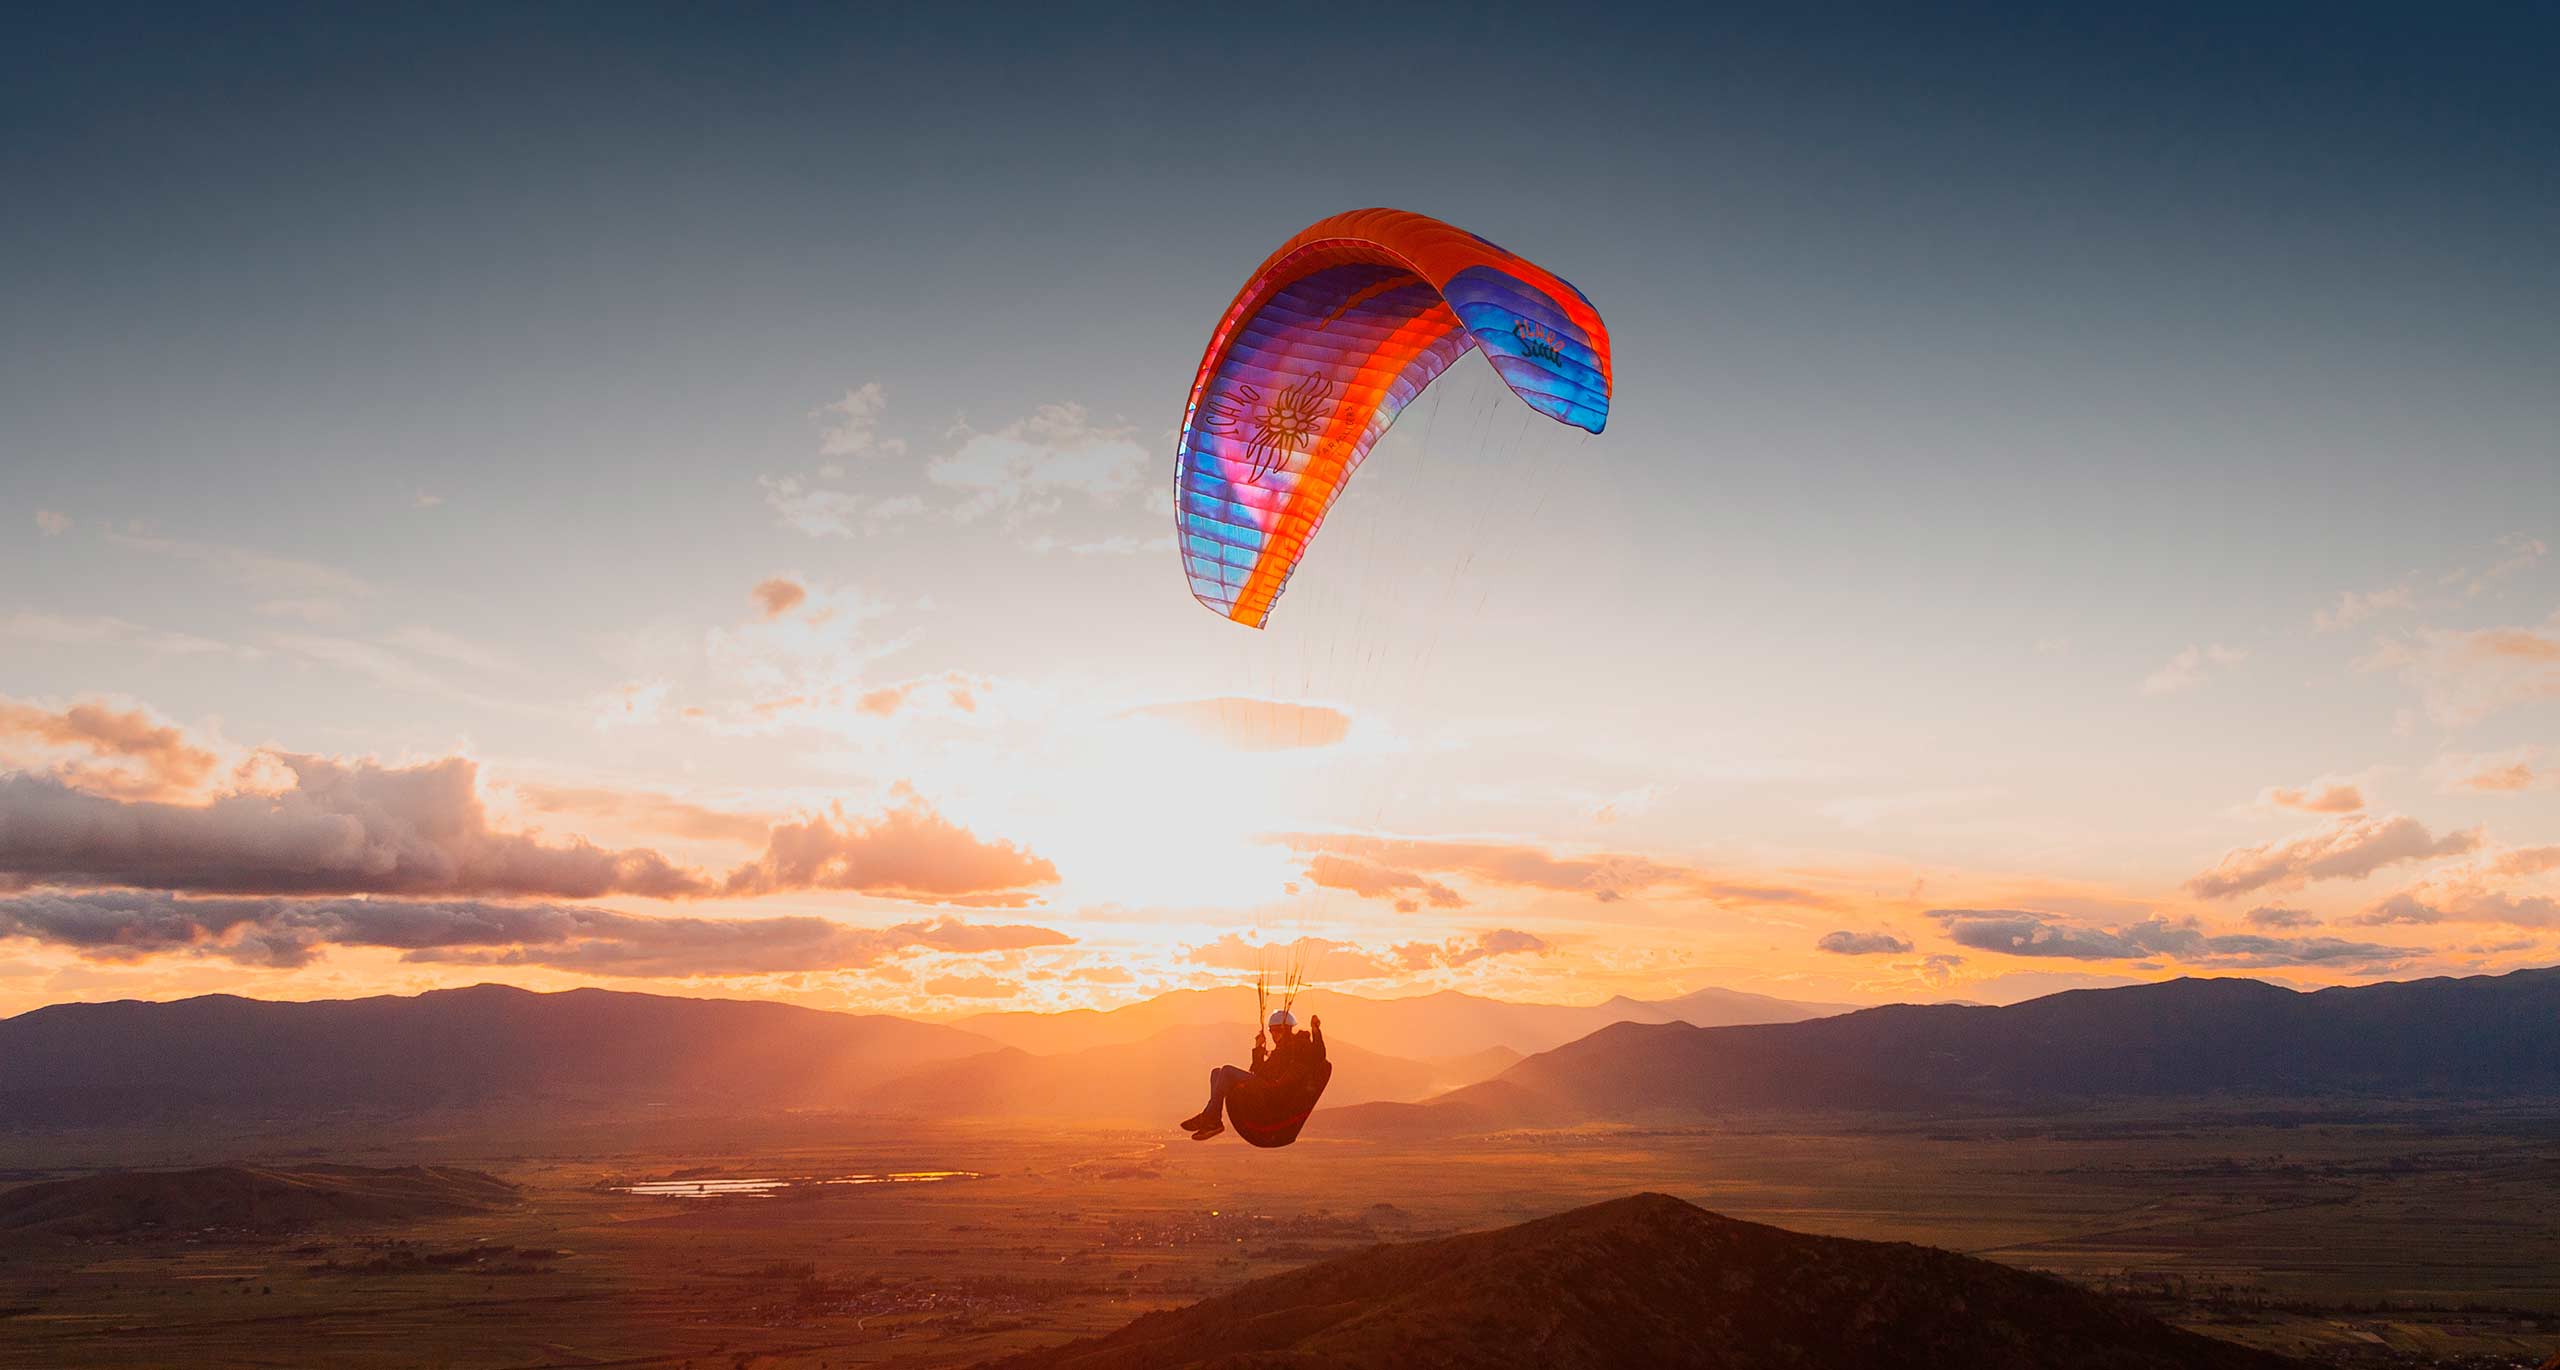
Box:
[106,530,373,621]
[2432,747,2551,793]
[761,479,923,538]
[2360,612,2560,728]
[0,888,1069,976]
[2444,533,2547,597]
[2185,813,2481,899]
[511,783,773,846]
[1276,832,1827,908]
[1926,907,2416,969]
[812,382,906,460]
[2314,585,2415,632]
[1304,854,1464,911]
[2259,779,2366,814]
[1125,697,1352,752]
[1816,930,1913,955]
[1,611,248,659]
[927,403,1149,524]
[2141,643,2247,695]
[1391,927,1551,970]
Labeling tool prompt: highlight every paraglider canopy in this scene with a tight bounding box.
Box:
[1173,208,1614,628]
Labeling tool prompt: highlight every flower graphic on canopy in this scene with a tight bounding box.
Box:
[1202,374,1336,484]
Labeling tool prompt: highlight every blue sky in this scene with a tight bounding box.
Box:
[1,3,2554,1014]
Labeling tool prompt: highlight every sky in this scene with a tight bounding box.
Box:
[2,3,2555,1018]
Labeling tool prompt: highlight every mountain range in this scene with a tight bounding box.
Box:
[0,982,991,1122]
[1339,967,2560,1132]
[0,979,1842,1125]
[13,969,2552,1130]
[953,982,1856,1057]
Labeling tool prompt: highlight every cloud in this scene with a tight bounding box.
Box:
[1906,952,1966,988]
[719,787,1059,907]
[0,889,1069,975]
[922,973,1015,999]
[378,626,515,676]
[2141,643,2248,696]
[1277,833,1822,907]
[511,783,772,846]
[34,510,71,536]
[595,681,674,728]
[813,383,906,460]
[1125,697,1352,751]
[848,672,986,720]
[2360,613,2560,728]
[2491,845,2560,878]
[1926,908,2414,969]
[1817,930,1914,955]
[1930,909,2150,959]
[698,583,903,721]
[105,530,372,621]
[2244,905,2320,929]
[2261,781,2365,814]
[2448,533,2547,597]
[927,404,1149,523]
[0,756,709,898]
[269,632,525,711]
[751,577,808,619]
[761,478,924,538]
[2185,814,2482,899]
[1025,533,1178,556]
[0,697,219,801]
[1391,928,1551,970]
[1184,933,1400,981]
[2434,748,2551,794]
[756,386,926,536]
[1817,787,2001,828]
[1,611,246,659]
[2314,586,2414,632]
[1303,855,1464,910]
[2354,888,2560,930]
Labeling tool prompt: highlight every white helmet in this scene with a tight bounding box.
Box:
[1267,1008,1297,1029]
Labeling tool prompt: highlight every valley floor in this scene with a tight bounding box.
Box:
[2,1101,2557,1368]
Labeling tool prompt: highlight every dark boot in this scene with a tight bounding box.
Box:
[1178,1108,1219,1133]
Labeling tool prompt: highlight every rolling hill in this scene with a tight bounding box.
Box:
[983,1192,2298,1369]
[1341,967,2560,1130]
[0,983,995,1122]
[0,1164,516,1238]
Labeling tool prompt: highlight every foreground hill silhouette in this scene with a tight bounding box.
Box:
[0,1164,515,1238]
[0,983,990,1122]
[985,1192,2298,1370]
[1346,967,2560,1131]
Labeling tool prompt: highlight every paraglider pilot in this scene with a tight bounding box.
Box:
[1180,1009,1324,1141]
